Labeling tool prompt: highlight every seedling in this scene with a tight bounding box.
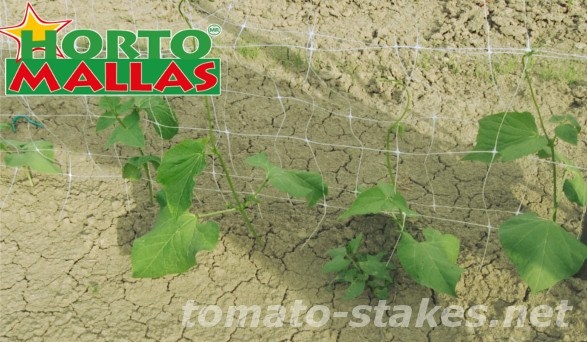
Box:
[324,234,395,300]
[97,96,328,278]
[0,116,61,186]
[464,51,587,292]
[327,82,464,298]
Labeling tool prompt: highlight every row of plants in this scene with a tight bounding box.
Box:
[323,52,587,298]
[1,51,586,299]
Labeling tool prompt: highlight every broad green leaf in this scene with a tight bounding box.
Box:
[536,149,586,206]
[271,171,326,206]
[397,229,463,296]
[554,124,579,145]
[344,279,366,300]
[96,110,117,132]
[358,255,392,281]
[97,97,134,132]
[135,97,179,140]
[122,162,142,180]
[155,190,167,208]
[105,111,145,148]
[327,247,347,258]
[463,112,548,163]
[246,153,328,207]
[99,96,121,111]
[563,173,587,207]
[156,139,207,217]
[2,140,61,174]
[549,114,580,131]
[499,212,587,292]
[122,155,161,180]
[323,256,351,273]
[347,234,363,254]
[338,268,358,283]
[339,183,413,220]
[245,153,279,174]
[132,208,219,278]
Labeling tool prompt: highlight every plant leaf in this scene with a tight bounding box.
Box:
[327,246,347,258]
[346,234,363,255]
[338,268,358,283]
[323,256,351,273]
[246,153,328,207]
[499,212,587,292]
[156,139,207,217]
[550,114,580,131]
[463,112,549,163]
[245,153,279,174]
[339,183,413,220]
[563,173,587,207]
[2,140,61,174]
[122,155,161,180]
[105,110,145,148]
[97,97,134,132]
[273,171,326,207]
[96,110,117,132]
[554,124,579,145]
[132,208,219,278]
[343,278,366,300]
[136,97,179,140]
[358,255,392,281]
[397,228,463,296]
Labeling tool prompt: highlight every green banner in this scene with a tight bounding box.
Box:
[4,58,221,95]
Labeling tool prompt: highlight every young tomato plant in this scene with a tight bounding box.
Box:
[324,234,395,300]
[463,52,587,292]
[97,96,328,278]
[0,116,61,186]
[327,83,464,298]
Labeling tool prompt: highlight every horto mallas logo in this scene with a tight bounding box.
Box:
[1,2,221,95]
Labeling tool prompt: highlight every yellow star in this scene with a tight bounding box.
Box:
[0,2,71,61]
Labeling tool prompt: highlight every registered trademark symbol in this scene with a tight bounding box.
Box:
[207,24,222,37]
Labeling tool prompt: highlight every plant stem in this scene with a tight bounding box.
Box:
[25,167,34,186]
[254,178,269,198]
[195,179,267,221]
[197,207,238,220]
[115,116,127,129]
[138,149,155,205]
[204,97,259,238]
[576,208,587,279]
[178,0,198,51]
[178,0,258,238]
[523,53,559,221]
[386,83,411,191]
[387,213,406,266]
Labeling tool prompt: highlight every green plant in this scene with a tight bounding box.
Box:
[463,51,587,292]
[96,96,178,204]
[326,82,464,298]
[122,4,327,279]
[0,116,61,185]
[324,234,395,300]
[97,96,328,278]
